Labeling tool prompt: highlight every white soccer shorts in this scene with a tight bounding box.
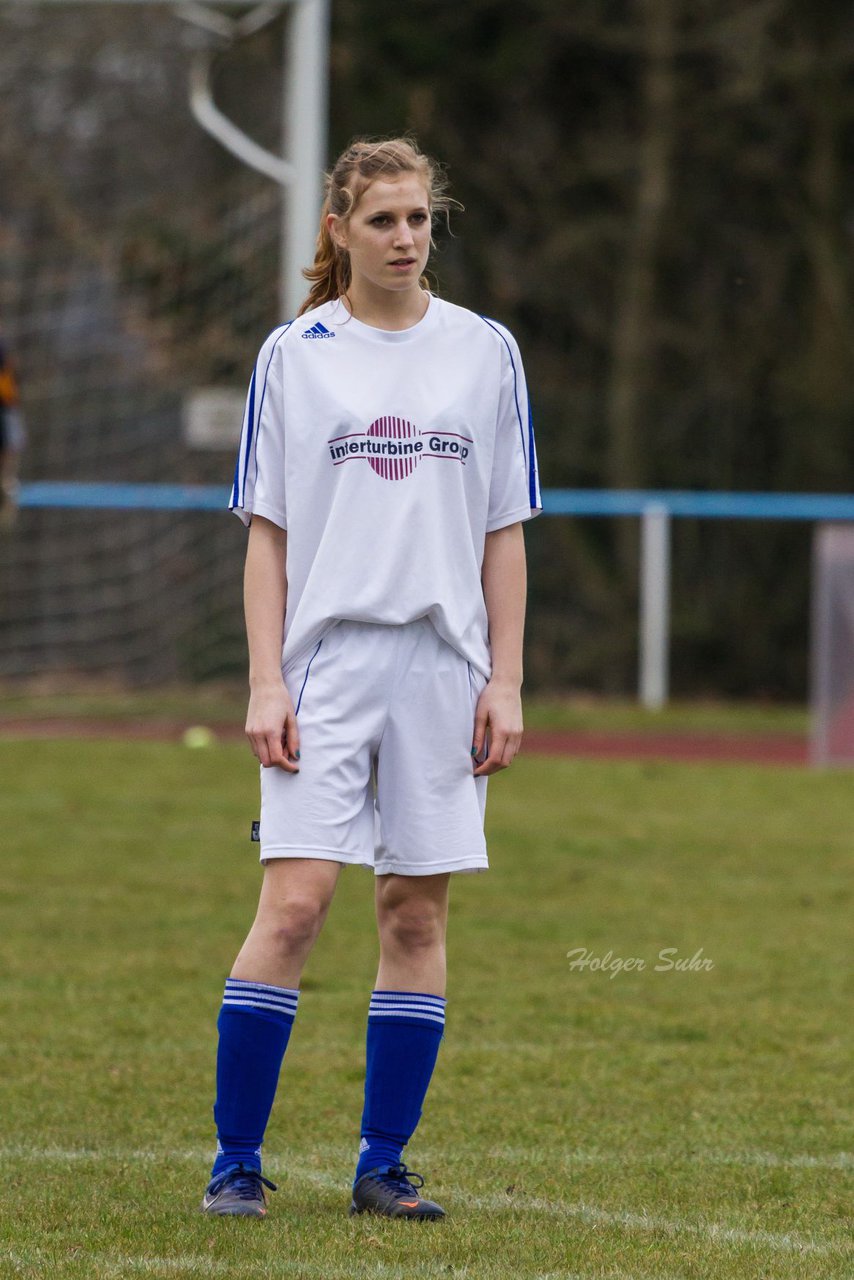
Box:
[259,618,489,876]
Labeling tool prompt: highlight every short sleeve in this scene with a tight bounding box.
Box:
[229,325,291,529]
[484,321,542,532]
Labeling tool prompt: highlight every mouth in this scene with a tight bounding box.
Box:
[389,258,417,268]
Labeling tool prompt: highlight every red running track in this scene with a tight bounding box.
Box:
[0,719,809,765]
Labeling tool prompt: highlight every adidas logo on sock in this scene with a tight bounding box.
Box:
[359,1138,370,1154]
[302,322,335,339]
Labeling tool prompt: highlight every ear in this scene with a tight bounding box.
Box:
[327,213,348,252]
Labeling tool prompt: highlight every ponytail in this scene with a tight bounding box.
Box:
[299,196,351,315]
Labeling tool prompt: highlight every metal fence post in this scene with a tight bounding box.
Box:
[639,503,671,708]
[282,0,330,320]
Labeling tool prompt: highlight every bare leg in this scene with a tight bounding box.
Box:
[374,872,450,995]
[232,857,342,987]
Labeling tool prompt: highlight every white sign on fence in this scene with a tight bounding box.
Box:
[182,388,245,451]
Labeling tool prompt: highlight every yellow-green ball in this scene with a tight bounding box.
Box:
[183,725,215,749]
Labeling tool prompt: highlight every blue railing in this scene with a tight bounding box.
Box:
[14,481,852,716]
[17,482,854,520]
[19,482,228,511]
[542,489,854,520]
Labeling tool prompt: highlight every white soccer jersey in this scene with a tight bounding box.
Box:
[229,295,541,678]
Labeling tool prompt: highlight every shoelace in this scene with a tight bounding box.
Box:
[375,1163,425,1195]
[218,1164,278,1199]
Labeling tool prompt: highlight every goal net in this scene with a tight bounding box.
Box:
[0,4,283,685]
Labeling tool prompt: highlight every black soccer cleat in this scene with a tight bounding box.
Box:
[349,1163,446,1220]
[201,1163,277,1217]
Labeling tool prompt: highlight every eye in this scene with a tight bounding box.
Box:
[370,215,390,226]
[410,212,429,224]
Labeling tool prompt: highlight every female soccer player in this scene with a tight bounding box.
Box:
[203,136,541,1220]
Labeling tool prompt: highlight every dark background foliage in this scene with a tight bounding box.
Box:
[1,0,852,694]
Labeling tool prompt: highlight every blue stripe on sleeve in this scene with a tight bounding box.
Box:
[527,400,539,510]
[238,368,257,509]
[478,315,531,495]
[229,321,294,513]
[230,449,241,509]
[249,321,294,503]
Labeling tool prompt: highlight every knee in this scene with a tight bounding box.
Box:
[379,900,445,953]
[266,894,328,954]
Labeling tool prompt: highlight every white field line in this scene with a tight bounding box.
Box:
[1,1147,848,1259]
[3,1252,651,1280]
[4,1252,420,1279]
[459,1191,843,1257]
[287,1165,846,1258]
[1,1144,850,1171]
[5,1256,227,1279]
[472,1146,854,1171]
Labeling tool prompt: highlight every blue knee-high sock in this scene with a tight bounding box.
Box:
[211,978,299,1179]
[355,990,446,1183]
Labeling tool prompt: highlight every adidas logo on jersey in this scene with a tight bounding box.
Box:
[302,322,336,339]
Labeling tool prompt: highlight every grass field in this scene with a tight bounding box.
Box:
[0,736,851,1279]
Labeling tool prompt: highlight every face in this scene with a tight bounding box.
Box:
[329,175,432,296]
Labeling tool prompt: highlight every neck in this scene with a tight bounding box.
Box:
[343,281,429,331]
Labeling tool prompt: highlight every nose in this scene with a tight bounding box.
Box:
[393,219,415,248]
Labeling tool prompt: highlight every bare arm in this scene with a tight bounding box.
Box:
[472,521,527,776]
[243,514,300,771]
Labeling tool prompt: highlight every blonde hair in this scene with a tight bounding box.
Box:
[299,136,457,316]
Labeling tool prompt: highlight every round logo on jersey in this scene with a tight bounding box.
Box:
[367,416,420,481]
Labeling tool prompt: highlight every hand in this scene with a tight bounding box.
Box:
[245,681,300,772]
[472,678,523,776]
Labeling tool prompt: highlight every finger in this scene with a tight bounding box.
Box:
[473,732,508,777]
[265,729,298,773]
[471,707,488,761]
[473,756,506,777]
[266,729,285,764]
[284,714,301,765]
[500,732,521,768]
[273,721,299,772]
[248,731,270,768]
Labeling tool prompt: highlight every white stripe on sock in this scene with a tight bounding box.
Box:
[222,980,299,1017]
[370,992,445,1007]
[369,1000,445,1015]
[371,990,445,1000]
[367,1008,446,1025]
[222,996,298,1015]
[225,980,300,998]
